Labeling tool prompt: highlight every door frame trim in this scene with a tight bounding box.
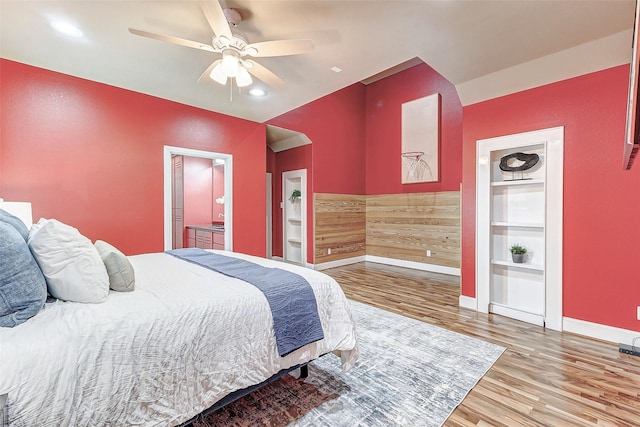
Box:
[163,146,233,251]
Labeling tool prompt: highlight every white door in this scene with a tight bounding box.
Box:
[282,169,307,265]
[266,172,272,258]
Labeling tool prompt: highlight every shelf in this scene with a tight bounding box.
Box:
[288,218,301,224]
[491,259,544,271]
[491,178,544,187]
[489,303,545,326]
[491,221,544,229]
[287,238,301,245]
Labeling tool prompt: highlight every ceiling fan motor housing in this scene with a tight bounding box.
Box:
[223,8,242,27]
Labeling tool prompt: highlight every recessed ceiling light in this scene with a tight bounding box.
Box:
[331,66,342,73]
[249,88,266,97]
[50,20,83,38]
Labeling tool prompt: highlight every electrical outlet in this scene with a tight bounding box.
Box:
[328,248,332,255]
[637,306,640,320]
[426,250,431,257]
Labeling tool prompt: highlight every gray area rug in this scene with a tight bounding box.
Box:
[294,301,505,426]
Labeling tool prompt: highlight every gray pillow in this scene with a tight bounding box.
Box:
[0,222,47,327]
[94,240,135,292]
[0,208,29,241]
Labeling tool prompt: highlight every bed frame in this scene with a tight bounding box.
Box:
[179,362,310,426]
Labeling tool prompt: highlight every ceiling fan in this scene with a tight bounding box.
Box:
[129,1,314,89]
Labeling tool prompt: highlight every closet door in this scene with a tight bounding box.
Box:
[172,155,184,249]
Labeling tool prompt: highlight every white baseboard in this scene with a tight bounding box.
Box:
[459,295,476,310]
[314,255,461,276]
[314,256,366,270]
[563,317,640,346]
[490,304,544,327]
[365,255,460,276]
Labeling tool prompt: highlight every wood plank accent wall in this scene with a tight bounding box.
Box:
[366,191,460,268]
[314,191,460,269]
[314,193,366,263]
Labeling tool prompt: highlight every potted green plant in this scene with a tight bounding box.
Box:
[289,189,302,203]
[509,244,527,263]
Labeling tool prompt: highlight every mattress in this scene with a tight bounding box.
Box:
[0,251,359,426]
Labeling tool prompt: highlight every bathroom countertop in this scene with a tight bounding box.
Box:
[186,224,225,232]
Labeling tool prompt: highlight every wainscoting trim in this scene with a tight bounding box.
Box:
[315,255,461,276]
[314,256,367,271]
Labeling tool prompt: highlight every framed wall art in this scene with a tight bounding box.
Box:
[401,93,440,183]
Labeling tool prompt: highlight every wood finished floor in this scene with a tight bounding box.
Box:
[322,262,640,427]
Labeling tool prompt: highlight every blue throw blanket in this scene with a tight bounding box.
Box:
[166,248,325,357]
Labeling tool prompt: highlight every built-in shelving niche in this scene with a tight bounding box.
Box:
[282,169,307,266]
[476,127,564,330]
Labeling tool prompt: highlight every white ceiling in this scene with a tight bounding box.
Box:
[0,1,635,123]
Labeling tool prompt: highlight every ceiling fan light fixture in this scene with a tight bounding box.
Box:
[210,64,228,85]
[236,66,253,88]
[220,53,240,77]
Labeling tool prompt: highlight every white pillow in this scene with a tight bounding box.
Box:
[94,240,135,292]
[28,218,109,303]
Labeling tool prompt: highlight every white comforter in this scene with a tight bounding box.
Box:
[0,251,359,426]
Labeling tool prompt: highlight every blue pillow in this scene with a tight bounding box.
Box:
[0,222,47,327]
[0,208,29,241]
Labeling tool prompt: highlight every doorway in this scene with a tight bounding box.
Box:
[265,125,312,263]
[282,169,307,265]
[163,146,233,251]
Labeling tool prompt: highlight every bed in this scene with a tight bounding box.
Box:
[0,216,359,426]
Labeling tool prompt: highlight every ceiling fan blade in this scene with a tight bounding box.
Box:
[201,0,233,40]
[244,39,314,57]
[244,61,285,89]
[197,60,222,83]
[129,28,214,52]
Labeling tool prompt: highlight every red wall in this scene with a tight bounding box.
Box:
[0,59,266,256]
[269,83,367,195]
[268,83,367,263]
[462,65,640,331]
[365,63,462,194]
[266,65,463,262]
[183,156,213,233]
